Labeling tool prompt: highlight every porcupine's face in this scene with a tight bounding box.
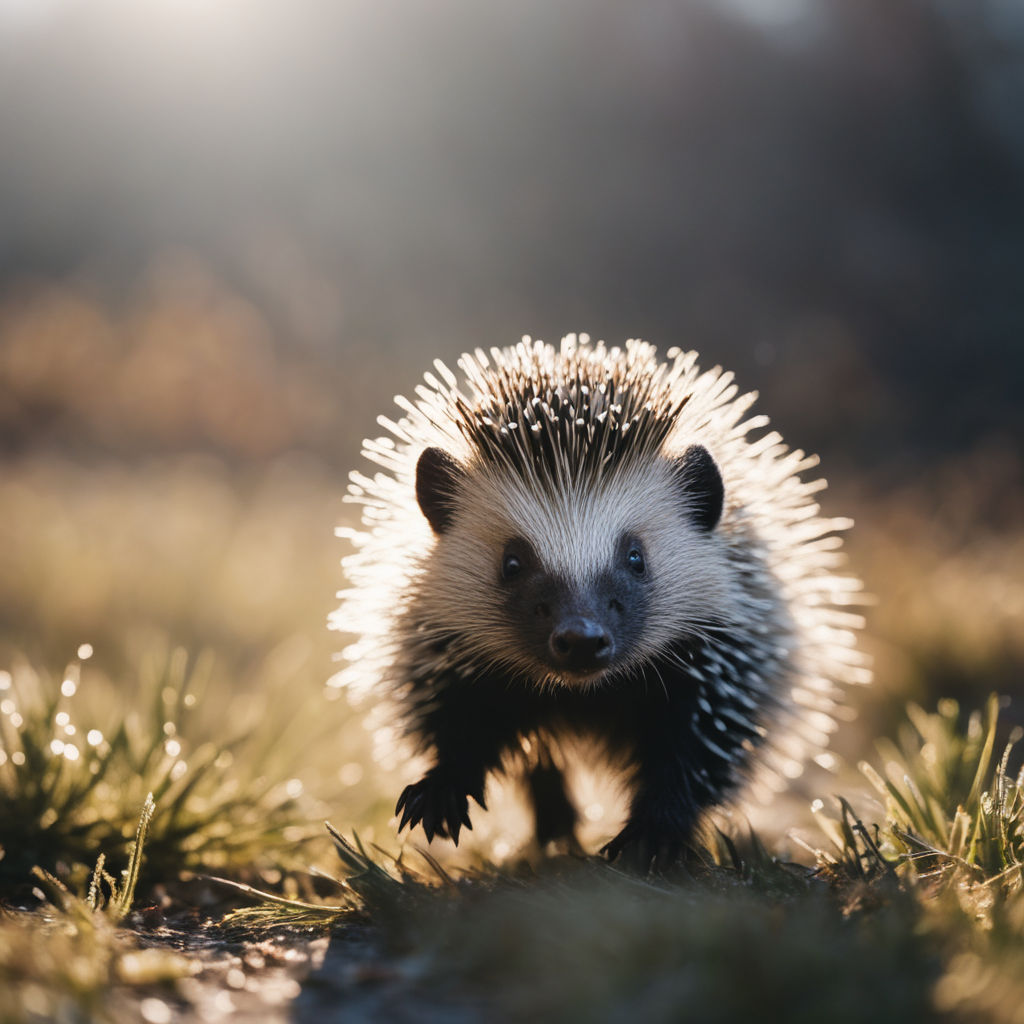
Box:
[414,443,733,689]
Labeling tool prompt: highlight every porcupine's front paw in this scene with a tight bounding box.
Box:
[395,772,485,845]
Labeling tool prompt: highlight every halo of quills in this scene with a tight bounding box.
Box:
[331,335,869,864]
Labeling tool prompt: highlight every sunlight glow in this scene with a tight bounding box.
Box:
[0,0,69,32]
[717,0,815,33]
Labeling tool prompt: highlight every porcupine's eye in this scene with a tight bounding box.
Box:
[626,547,646,575]
[500,539,532,582]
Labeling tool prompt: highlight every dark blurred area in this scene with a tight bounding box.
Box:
[0,0,1021,744]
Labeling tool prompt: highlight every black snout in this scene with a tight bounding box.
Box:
[548,617,614,674]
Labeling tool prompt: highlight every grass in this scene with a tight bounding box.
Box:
[175,696,1020,1023]
[9,705,1014,1023]
[1,798,195,1024]
[0,645,336,890]
[860,695,1024,886]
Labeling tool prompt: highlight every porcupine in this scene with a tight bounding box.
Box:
[331,335,867,869]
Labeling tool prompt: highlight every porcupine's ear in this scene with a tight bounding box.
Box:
[416,447,466,534]
[673,444,724,533]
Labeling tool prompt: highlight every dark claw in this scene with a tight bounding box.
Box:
[395,785,417,832]
[394,774,476,845]
[423,804,440,841]
[447,794,463,845]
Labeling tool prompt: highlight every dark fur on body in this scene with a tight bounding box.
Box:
[396,622,782,867]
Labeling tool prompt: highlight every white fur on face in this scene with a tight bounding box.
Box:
[419,454,736,683]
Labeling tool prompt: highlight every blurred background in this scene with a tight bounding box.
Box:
[0,0,1021,851]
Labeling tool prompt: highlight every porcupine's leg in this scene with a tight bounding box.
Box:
[526,744,582,853]
[601,698,707,872]
[396,675,531,846]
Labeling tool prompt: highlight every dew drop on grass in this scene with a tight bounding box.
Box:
[50,739,64,756]
[0,670,10,690]
[63,743,79,761]
[1,699,14,714]
[56,712,70,727]
[140,998,172,1024]
[61,678,77,697]
[212,992,236,1015]
[87,729,103,746]
[77,643,94,660]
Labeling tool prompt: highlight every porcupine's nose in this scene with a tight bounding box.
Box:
[549,618,613,673]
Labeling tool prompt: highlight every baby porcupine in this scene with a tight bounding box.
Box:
[331,335,868,868]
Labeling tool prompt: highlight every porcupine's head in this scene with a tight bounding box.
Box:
[410,362,732,689]
[336,335,764,694]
